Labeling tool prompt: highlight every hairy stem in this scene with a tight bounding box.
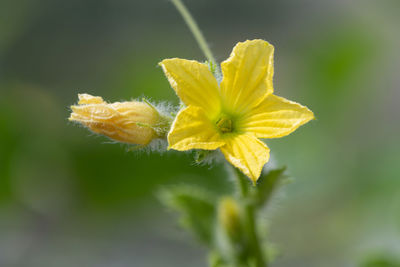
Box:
[233,167,267,267]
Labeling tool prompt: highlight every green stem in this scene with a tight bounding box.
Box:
[170,0,218,67]
[245,203,266,267]
[233,167,267,267]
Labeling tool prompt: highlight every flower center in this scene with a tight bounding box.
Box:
[216,116,234,134]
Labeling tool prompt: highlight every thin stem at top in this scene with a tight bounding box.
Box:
[170,0,218,66]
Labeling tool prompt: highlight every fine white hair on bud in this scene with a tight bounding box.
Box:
[126,137,169,154]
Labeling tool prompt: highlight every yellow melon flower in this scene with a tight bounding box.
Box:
[160,39,314,183]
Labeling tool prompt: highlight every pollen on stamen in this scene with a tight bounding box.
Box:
[216,116,234,134]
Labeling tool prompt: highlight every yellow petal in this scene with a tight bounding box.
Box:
[168,106,225,151]
[159,58,221,118]
[220,134,270,183]
[241,94,314,138]
[220,39,274,114]
[77,93,105,104]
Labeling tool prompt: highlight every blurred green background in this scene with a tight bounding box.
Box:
[1,0,399,266]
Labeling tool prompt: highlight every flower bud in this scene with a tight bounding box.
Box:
[218,197,242,240]
[69,94,171,145]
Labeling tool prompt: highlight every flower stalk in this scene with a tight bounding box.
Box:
[170,0,220,75]
[233,166,267,267]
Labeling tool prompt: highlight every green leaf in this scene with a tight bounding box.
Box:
[158,185,216,246]
[360,255,400,267]
[253,167,287,207]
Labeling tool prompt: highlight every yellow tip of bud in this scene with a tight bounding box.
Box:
[69,94,171,145]
[77,93,105,105]
[218,197,242,239]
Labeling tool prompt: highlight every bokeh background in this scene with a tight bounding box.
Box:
[1,0,399,266]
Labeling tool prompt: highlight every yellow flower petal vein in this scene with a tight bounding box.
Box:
[168,106,225,151]
[220,134,270,183]
[220,39,274,114]
[160,58,221,117]
[241,94,314,138]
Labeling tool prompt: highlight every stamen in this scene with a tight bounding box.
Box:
[216,116,233,133]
